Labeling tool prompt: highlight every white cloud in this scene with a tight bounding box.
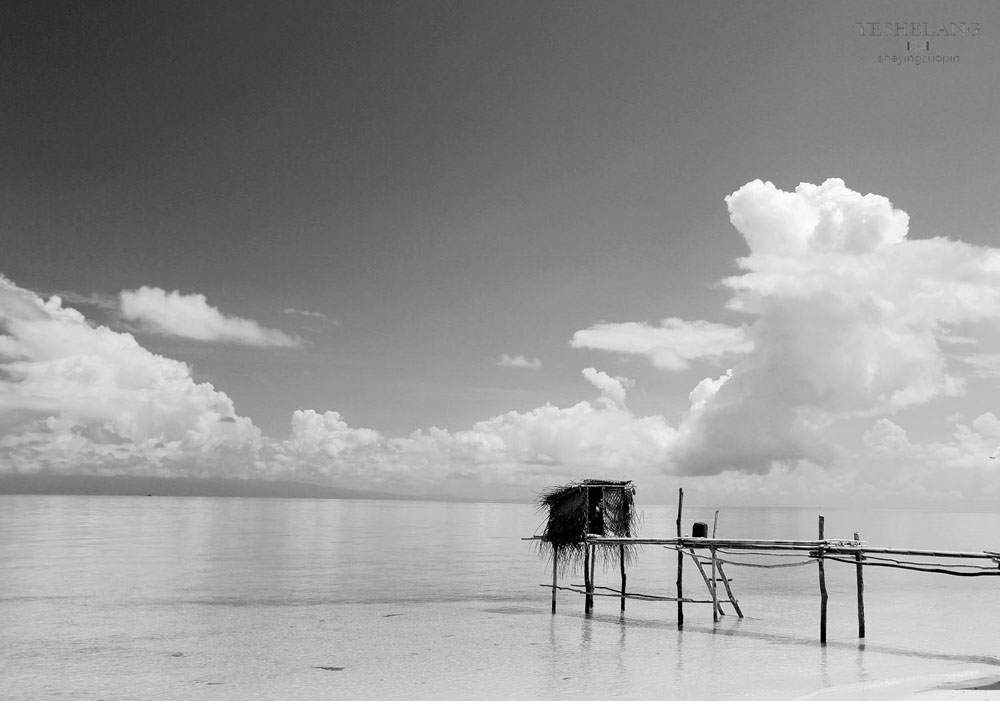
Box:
[496,353,542,369]
[283,307,341,326]
[581,367,632,410]
[575,179,1000,478]
[664,410,1000,508]
[120,286,302,347]
[955,353,1000,378]
[266,368,676,496]
[0,275,261,476]
[855,414,1000,500]
[571,318,751,370]
[971,412,1000,439]
[382,380,676,491]
[669,179,1000,474]
[287,409,381,456]
[671,178,1000,474]
[1,275,678,496]
[687,369,732,415]
[725,178,909,258]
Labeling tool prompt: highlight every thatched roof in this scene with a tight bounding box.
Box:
[538,479,634,505]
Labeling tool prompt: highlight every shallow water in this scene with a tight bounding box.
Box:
[2,495,999,699]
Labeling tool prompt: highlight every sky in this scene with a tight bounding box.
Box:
[4,1,1000,506]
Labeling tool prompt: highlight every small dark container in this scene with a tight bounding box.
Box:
[691,521,708,538]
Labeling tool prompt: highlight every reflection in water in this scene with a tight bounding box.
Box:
[820,644,831,690]
[856,642,869,685]
[674,627,686,684]
[579,616,593,654]
[615,613,627,678]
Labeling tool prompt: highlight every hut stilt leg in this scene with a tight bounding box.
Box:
[551,547,558,614]
[818,515,828,645]
[588,545,597,611]
[584,541,593,614]
[619,544,627,612]
[854,531,865,639]
[676,488,684,628]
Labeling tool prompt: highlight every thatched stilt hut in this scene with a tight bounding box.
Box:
[536,479,637,569]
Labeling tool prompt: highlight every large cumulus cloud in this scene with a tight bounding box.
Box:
[572,178,1000,486]
[669,179,1000,474]
[0,276,261,475]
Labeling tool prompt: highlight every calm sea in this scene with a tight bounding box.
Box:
[2,495,999,700]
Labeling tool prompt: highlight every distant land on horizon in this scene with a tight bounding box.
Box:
[0,474,525,502]
[3,474,992,513]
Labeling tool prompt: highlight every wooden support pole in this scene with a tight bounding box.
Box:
[854,531,866,639]
[710,547,720,622]
[716,561,744,617]
[688,548,725,618]
[818,515,828,645]
[551,547,558,614]
[545,583,716,604]
[590,543,597,611]
[619,544,627,612]
[676,488,684,628]
[583,484,593,615]
[711,510,743,618]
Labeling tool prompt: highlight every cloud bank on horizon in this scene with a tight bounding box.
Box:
[4,179,1000,503]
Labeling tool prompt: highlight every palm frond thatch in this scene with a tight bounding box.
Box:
[535,479,638,570]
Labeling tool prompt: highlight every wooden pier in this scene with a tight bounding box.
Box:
[530,486,1000,644]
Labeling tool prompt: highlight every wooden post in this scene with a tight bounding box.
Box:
[818,515,828,645]
[676,488,684,628]
[717,561,744,617]
[590,543,597,611]
[710,509,720,622]
[711,511,743,617]
[551,547,558,614]
[583,486,592,615]
[854,531,866,639]
[710,547,720,622]
[619,544,627,612]
[688,548,725,618]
